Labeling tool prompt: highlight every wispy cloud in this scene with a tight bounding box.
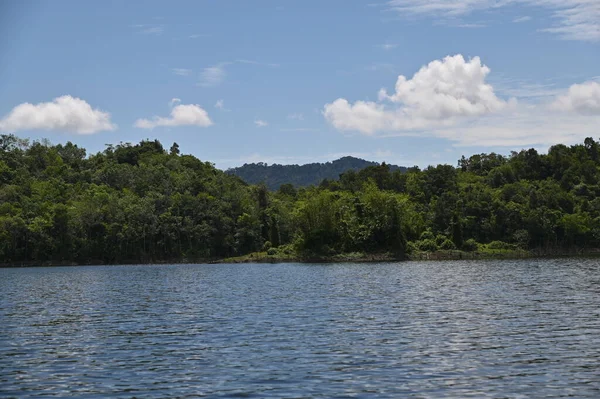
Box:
[513,16,532,23]
[254,119,269,127]
[198,60,279,87]
[172,68,192,76]
[199,63,229,87]
[132,24,164,35]
[189,34,211,39]
[384,0,600,41]
[377,43,398,50]
[236,59,280,68]
[455,23,486,28]
[280,128,317,132]
[215,99,225,109]
[288,113,304,121]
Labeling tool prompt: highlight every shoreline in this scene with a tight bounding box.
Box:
[3,249,600,268]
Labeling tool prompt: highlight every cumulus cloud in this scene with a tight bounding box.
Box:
[324,54,599,148]
[0,95,116,134]
[551,81,600,115]
[324,54,510,134]
[254,120,268,127]
[135,103,212,129]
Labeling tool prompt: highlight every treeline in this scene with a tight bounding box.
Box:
[1,134,600,265]
[227,156,406,190]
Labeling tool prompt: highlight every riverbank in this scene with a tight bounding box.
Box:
[3,248,600,267]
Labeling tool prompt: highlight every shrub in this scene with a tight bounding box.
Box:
[419,229,435,241]
[406,241,418,254]
[262,241,272,252]
[435,234,448,247]
[267,247,277,256]
[439,239,456,250]
[486,240,516,250]
[462,239,479,252]
[417,239,438,252]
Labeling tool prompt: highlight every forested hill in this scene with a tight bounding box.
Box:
[226,156,407,190]
[3,133,600,266]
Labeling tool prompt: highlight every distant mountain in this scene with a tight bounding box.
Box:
[226,156,407,190]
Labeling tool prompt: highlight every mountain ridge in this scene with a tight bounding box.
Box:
[226,156,408,190]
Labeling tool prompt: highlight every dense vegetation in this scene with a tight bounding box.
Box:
[2,134,600,265]
[227,156,406,190]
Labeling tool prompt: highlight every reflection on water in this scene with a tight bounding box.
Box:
[1,260,599,397]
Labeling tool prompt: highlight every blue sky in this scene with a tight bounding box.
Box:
[0,0,599,169]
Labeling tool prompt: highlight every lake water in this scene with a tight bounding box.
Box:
[1,260,599,398]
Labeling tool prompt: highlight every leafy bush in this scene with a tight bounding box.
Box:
[420,229,435,241]
[406,241,418,254]
[435,234,448,247]
[462,239,479,252]
[439,239,456,250]
[486,240,516,250]
[417,239,438,252]
[267,247,277,256]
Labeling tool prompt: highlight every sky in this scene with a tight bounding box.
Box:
[0,0,599,169]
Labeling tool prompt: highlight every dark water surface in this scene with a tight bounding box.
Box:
[1,260,599,398]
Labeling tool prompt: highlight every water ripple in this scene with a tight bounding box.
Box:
[1,259,600,397]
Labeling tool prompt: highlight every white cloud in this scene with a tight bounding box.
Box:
[199,64,227,87]
[513,16,532,23]
[189,34,210,39]
[215,99,225,109]
[254,120,268,127]
[288,113,304,120]
[169,98,181,107]
[0,95,116,134]
[172,68,191,76]
[135,103,212,129]
[434,108,600,147]
[324,54,599,148]
[551,81,600,115]
[324,55,510,135]
[324,99,389,135]
[385,0,600,41]
[380,55,508,117]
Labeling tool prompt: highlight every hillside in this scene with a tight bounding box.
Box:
[3,134,600,266]
[226,156,407,190]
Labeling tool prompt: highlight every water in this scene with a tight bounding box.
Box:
[1,260,599,398]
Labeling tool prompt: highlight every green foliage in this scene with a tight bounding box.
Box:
[417,239,438,252]
[439,239,457,250]
[462,239,479,252]
[2,134,600,265]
